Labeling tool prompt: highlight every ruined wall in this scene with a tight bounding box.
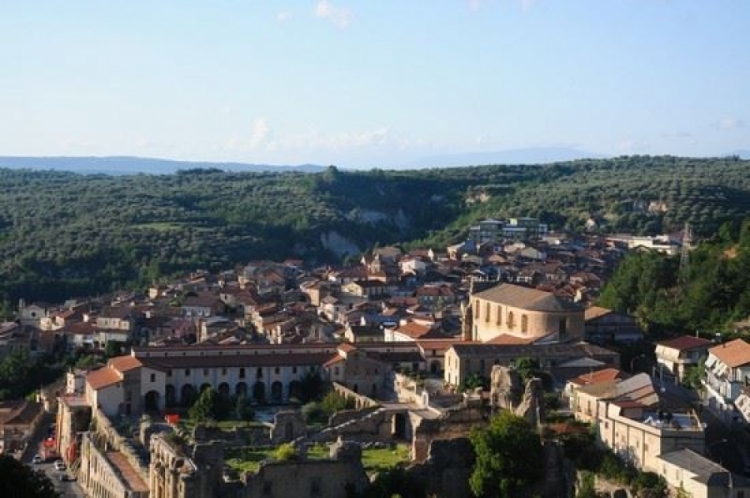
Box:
[269,410,306,444]
[331,381,379,409]
[407,437,475,498]
[90,408,150,483]
[411,398,485,462]
[242,440,369,498]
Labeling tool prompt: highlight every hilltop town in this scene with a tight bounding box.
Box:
[2,218,749,498]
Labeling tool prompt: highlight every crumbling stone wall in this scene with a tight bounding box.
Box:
[270,410,307,443]
[407,437,475,498]
[242,439,369,498]
[489,365,523,410]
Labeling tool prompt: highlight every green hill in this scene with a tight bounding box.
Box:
[1,155,749,304]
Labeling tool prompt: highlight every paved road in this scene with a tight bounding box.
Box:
[20,417,86,498]
[28,459,85,498]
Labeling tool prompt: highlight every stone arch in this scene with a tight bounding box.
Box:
[288,380,303,401]
[271,381,283,403]
[235,382,248,398]
[165,384,176,408]
[392,412,407,439]
[218,382,230,400]
[180,384,196,407]
[144,390,160,412]
[253,381,266,404]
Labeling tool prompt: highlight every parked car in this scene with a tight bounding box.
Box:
[53,460,66,471]
[58,473,74,482]
[32,454,43,464]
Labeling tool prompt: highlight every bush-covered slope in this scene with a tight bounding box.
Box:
[1,155,749,304]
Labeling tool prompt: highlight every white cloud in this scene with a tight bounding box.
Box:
[660,131,694,139]
[716,116,746,130]
[467,0,483,12]
[314,0,352,29]
[249,118,270,149]
[277,10,293,23]
[266,127,391,152]
[615,137,650,153]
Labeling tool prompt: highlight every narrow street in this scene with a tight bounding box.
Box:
[20,415,85,498]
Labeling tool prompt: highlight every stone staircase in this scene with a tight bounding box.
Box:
[294,407,388,446]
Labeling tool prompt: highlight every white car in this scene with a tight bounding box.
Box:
[54,460,67,471]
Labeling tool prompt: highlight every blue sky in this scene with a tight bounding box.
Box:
[1,0,748,169]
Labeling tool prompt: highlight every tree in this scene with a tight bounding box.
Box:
[235,393,254,421]
[274,443,298,461]
[189,387,218,422]
[469,411,543,498]
[0,455,59,498]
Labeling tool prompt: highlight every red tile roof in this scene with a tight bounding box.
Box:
[568,367,630,387]
[108,355,143,373]
[86,367,122,390]
[709,339,750,368]
[657,335,712,351]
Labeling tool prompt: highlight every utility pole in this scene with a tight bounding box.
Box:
[679,222,692,284]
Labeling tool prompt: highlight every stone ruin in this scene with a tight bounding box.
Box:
[489,364,546,426]
[270,410,307,443]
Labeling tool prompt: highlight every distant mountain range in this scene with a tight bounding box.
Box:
[408,147,607,168]
[0,156,326,175]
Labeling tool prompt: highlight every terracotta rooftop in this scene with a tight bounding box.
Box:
[569,367,630,387]
[394,322,433,339]
[657,335,712,351]
[106,451,149,492]
[108,355,143,373]
[584,306,614,321]
[473,283,581,312]
[86,367,122,390]
[485,334,538,345]
[709,338,750,368]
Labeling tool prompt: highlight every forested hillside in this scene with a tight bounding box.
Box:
[599,220,750,334]
[1,155,749,305]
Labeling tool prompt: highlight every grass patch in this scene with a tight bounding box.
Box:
[225,443,411,476]
[361,445,411,474]
[224,448,275,474]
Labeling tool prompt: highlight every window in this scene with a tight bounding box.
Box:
[221,368,227,376]
[334,367,340,375]
[292,366,297,374]
[559,318,567,336]
[474,300,480,318]
[167,370,172,378]
[203,369,209,376]
[485,302,490,322]
[496,305,502,325]
[185,369,191,376]
[274,367,280,375]
[521,315,528,334]
[507,312,515,329]
[150,373,156,382]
